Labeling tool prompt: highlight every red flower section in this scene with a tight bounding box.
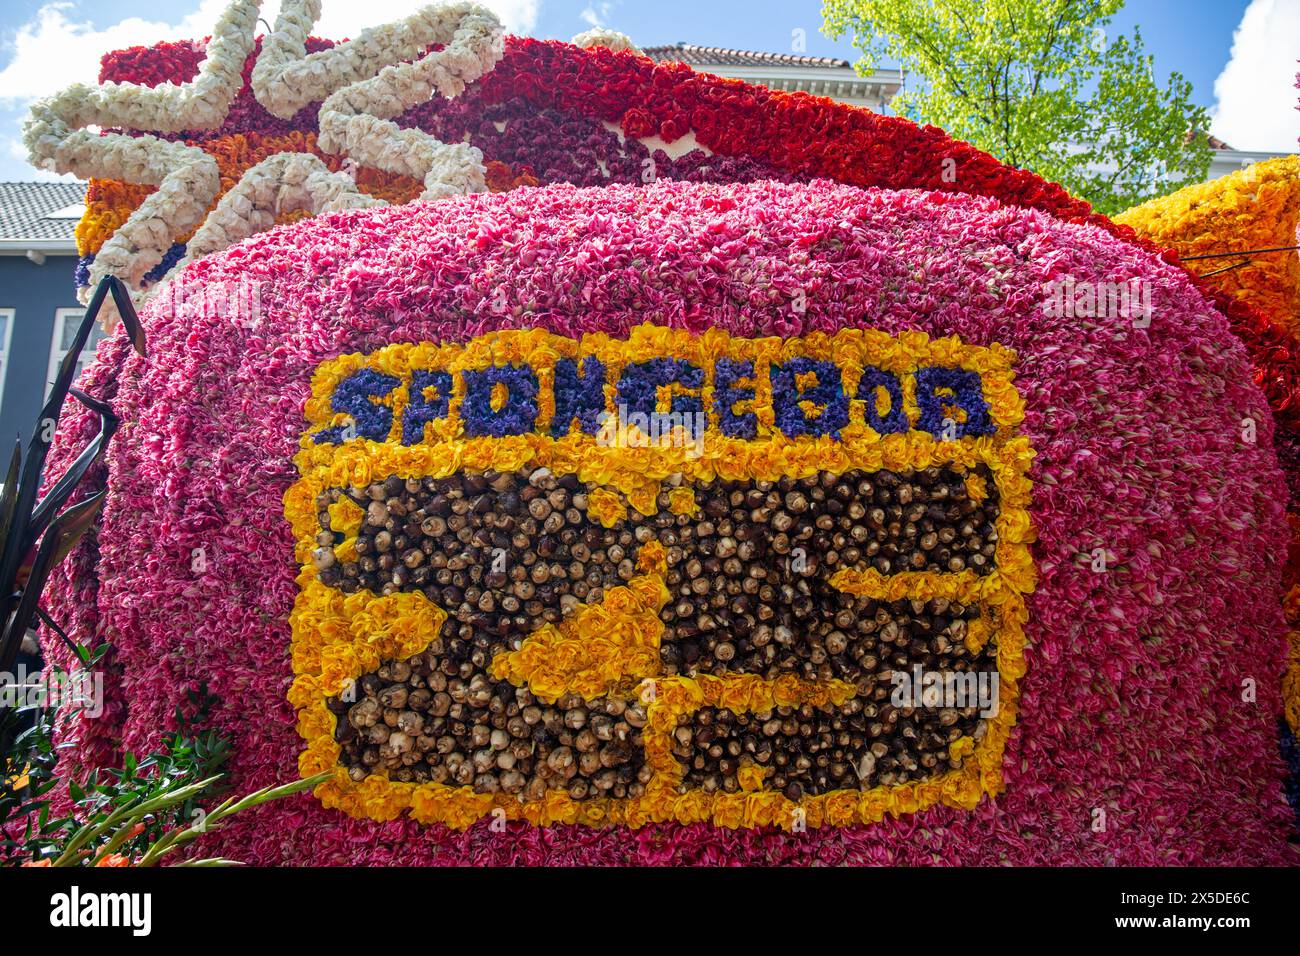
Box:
[99,37,208,86]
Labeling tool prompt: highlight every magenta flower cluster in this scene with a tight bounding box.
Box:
[42,179,1295,865]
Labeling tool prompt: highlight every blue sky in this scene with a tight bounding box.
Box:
[0,0,1296,182]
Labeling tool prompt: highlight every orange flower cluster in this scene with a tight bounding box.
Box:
[1116,156,1300,337]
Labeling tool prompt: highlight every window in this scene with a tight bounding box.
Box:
[47,308,106,396]
[0,309,14,397]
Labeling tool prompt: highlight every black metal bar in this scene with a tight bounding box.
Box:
[1182,244,1300,261]
[0,274,146,695]
[1200,259,1253,278]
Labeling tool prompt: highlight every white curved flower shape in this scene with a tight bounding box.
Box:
[258,2,504,200]
[21,1,506,324]
[23,0,261,311]
[177,152,385,269]
[571,28,640,54]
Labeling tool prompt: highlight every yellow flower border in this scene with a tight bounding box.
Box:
[284,324,1036,830]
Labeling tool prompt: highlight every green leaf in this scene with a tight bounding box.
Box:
[820,0,1212,213]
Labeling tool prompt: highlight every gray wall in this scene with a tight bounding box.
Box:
[0,255,82,446]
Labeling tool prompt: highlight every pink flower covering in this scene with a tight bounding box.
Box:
[44,179,1295,864]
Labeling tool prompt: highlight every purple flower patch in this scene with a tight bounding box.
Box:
[552,356,607,438]
[771,358,849,438]
[915,366,994,438]
[313,368,400,444]
[714,359,758,439]
[857,366,909,435]
[462,363,540,437]
[615,359,705,418]
[402,369,453,445]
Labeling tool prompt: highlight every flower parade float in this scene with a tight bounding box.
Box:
[25,1,1300,864]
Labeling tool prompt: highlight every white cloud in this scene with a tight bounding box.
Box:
[580,3,614,28]
[0,1,231,103]
[0,0,542,105]
[1209,0,1300,153]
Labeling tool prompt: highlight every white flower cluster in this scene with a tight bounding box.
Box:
[570,28,641,54]
[179,153,386,267]
[311,4,504,200]
[22,0,506,323]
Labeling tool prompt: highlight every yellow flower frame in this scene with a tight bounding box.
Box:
[284,324,1037,830]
